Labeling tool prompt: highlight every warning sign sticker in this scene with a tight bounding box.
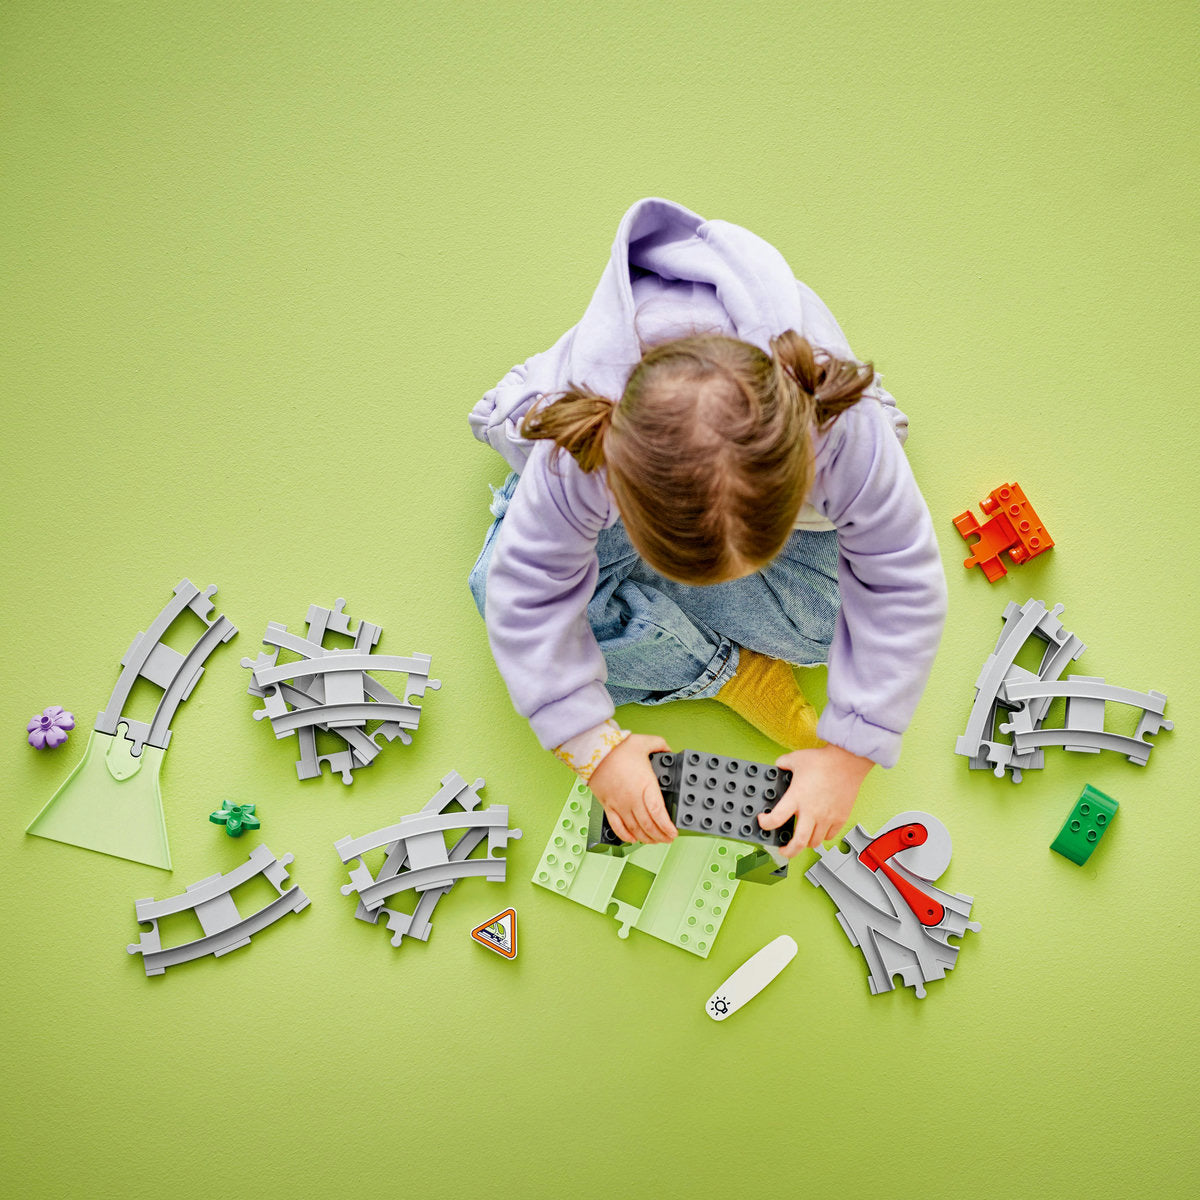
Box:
[470,908,517,959]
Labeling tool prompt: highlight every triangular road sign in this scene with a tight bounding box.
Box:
[471,908,517,959]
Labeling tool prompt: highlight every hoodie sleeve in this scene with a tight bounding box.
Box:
[483,439,619,749]
[810,400,948,768]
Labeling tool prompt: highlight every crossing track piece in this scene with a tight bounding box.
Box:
[956,598,1085,782]
[354,827,490,948]
[998,676,1172,766]
[335,771,522,949]
[241,599,440,784]
[252,678,387,780]
[127,844,309,976]
[958,597,1173,779]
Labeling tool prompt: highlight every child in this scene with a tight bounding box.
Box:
[468,197,947,857]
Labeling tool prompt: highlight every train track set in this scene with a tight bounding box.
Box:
[241,597,441,784]
[336,770,522,949]
[21,573,1174,999]
[956,597,1173,782]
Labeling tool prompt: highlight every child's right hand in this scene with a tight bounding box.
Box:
[588,734,678,845]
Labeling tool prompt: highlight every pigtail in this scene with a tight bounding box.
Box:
[520,384,615,473]
[770,329,875,431]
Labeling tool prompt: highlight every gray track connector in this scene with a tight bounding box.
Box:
[126,844,310,976]
[335,771,522,948]
[96,579,238,756]
[805,813,979,999]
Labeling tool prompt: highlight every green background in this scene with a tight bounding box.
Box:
[3,2,1197,1197]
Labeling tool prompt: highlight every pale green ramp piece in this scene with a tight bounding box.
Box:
[26,726,172,871]
[532,779,740,957]
[630,837,739,955]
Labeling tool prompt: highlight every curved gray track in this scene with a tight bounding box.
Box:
[265,701,422,735]
[336,808,511,861]
[128,887,308,975]
[1003,678,1166,711]
[144,614,237,752]
[354,857,508,910]
[1004,726,1165,764]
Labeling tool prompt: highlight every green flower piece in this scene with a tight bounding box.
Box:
[209,800,260,838]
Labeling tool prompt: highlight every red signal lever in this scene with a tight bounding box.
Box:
[858,823,946,927]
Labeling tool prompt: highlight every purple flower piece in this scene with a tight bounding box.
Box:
[27,705,76,749]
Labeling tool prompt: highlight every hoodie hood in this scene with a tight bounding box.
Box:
[470,197,816,472]
[571,196,807,392]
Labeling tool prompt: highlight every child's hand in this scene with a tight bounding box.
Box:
[588,734,678,845]
[758,743,874,857]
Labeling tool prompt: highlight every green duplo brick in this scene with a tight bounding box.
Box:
[1051,785,1119,865]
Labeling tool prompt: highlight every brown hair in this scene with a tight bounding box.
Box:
[519,330,875,584]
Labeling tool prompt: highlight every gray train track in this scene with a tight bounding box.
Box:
[336,771,521,948]
[241,599,440,783]
[127,844,309,975]
[96,578,237,756]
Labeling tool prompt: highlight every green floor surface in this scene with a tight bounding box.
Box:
[2,3,1197,1198]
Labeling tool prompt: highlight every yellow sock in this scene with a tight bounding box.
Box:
[715,648,820,750]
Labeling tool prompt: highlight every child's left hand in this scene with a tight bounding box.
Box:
[758,743,874,857]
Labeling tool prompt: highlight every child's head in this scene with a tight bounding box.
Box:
[520,330,875,585]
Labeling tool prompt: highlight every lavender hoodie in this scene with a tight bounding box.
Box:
[469,197,947,768]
